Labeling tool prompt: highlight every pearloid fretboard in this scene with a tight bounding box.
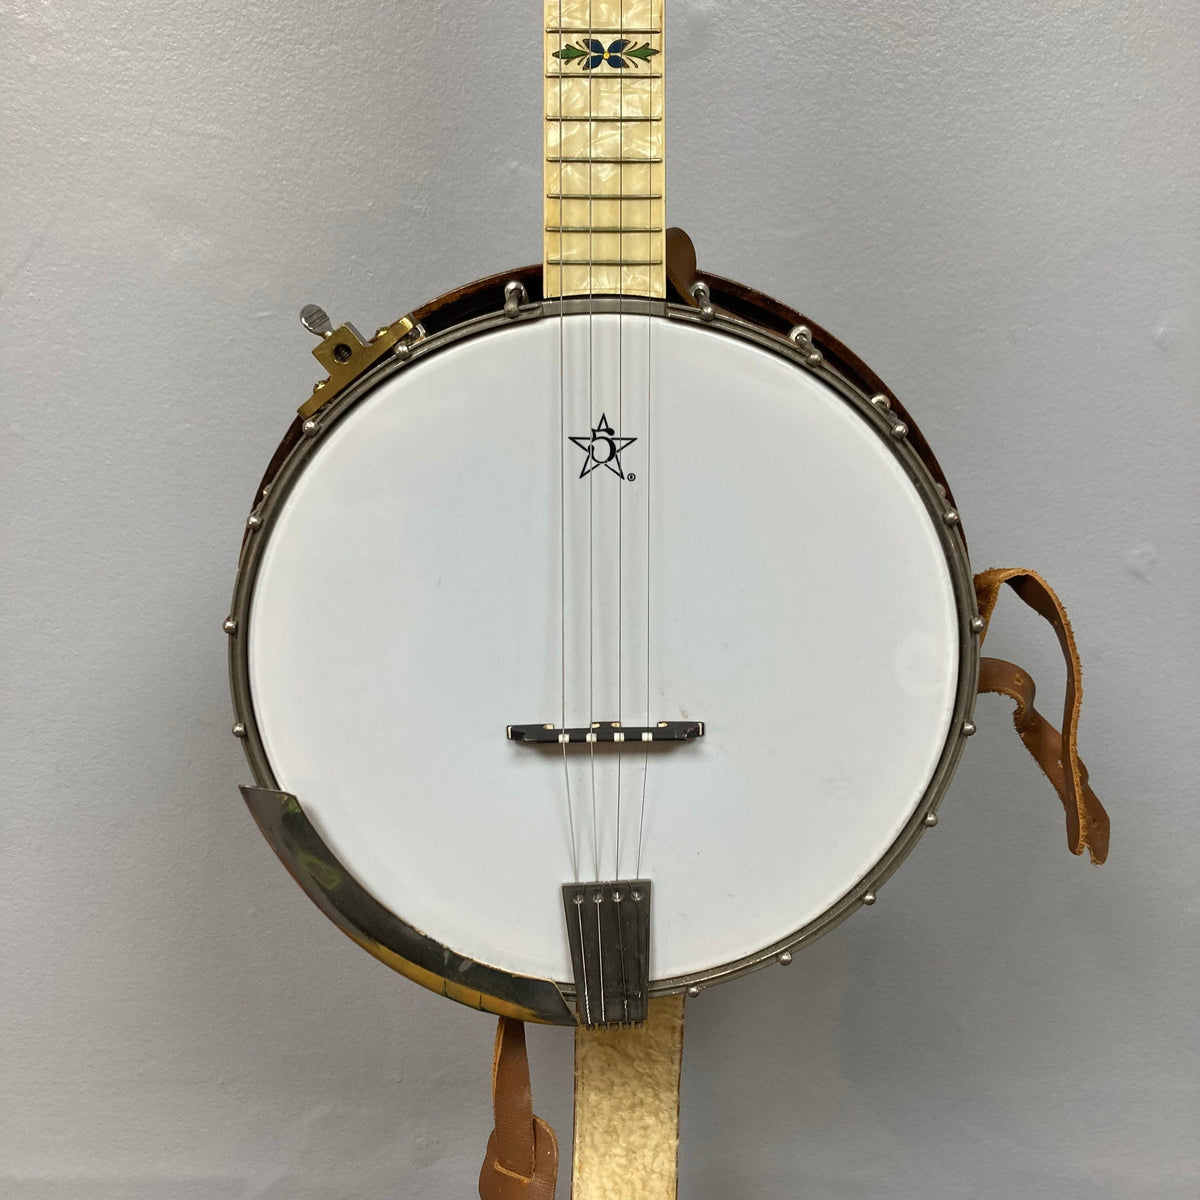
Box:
[544,0,665,298]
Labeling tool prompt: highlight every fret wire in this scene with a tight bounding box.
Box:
[548,155,663,163]
[549,115,662,122]
[547,192,661,199]
[547,259,663,266]
[545,226,662,232]
[546,27,660,34]
[546,71,662,78]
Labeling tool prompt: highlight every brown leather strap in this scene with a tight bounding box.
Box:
[479,1018,558,1200]
[974,568,1110,864]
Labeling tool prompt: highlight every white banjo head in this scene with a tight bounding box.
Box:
[232,299,977,1012]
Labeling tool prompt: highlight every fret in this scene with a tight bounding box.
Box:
[550,229,656,259]
[547,192,661,200]
[546,27,661,34]
[545,265,658,294]
[546,78,663,120]
[547,155,663,164]
[547,259,663,267]
[546,71,662,78]
[544,0,665,298]
[551,115,662,122]
[548,168,657,199]
[548,0,660,26]
[547,122,662,161]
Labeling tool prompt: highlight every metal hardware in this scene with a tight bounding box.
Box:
[924,812,940,827]
[299,304,334,338]
[232,722,247,738]
[871,393,891,410]
[787,324,823,366]
[546,71,662,79]
[246,513,262,530]
[547,259,662,267]
[970,616,986,634]
[862,891,877,906]
[690,281,715,321]
[944,509,961,525]
[546,27,661,35]
[546,155,664,164]
[777,951,793,965]
[296,313,416,421]
[550,115,663,123]
[301,419,319,437]
[962,721,977,737]
[686,985,701,998]
[509,720,703,745]
[548,192,662,200]
[545,226,663,234]
[563,880,652,1028]
[503,280,531,319]
[223,617,238,635]
[388,321,424,362]
[890,421,909,439]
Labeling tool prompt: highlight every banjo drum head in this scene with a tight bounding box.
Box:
[233,299,977,1001]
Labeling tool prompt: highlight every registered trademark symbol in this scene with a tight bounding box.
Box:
[626,472,636,482]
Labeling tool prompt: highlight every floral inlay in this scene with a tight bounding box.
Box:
[553,38,659,70]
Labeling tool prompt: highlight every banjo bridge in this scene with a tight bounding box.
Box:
[508,720,704,745]
[563,880,652,1028]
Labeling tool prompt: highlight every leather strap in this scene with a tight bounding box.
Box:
[974,567,1110,864]
[478,1017,558,1200]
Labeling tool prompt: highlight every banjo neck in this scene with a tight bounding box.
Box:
[544,0,666,298]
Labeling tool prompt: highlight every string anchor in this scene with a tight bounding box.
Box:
[563,880,652,1028]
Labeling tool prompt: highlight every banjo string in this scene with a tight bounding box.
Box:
[557,0,579,884]
[586,0,600,883]
[636,0,655,879]
[636,296,651,878]
[613,0,626,882]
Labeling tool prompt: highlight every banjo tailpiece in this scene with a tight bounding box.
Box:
[562,881,652,1028]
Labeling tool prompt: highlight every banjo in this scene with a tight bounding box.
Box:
[226,1,1109,1194]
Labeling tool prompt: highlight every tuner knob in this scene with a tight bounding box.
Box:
[299,303,334,338]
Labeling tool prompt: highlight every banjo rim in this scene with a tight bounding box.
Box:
[228,266,981,1025]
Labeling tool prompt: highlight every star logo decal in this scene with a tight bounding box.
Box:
[569,414,637,480]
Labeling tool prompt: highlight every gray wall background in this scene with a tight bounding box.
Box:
[2,1,1197,1197]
